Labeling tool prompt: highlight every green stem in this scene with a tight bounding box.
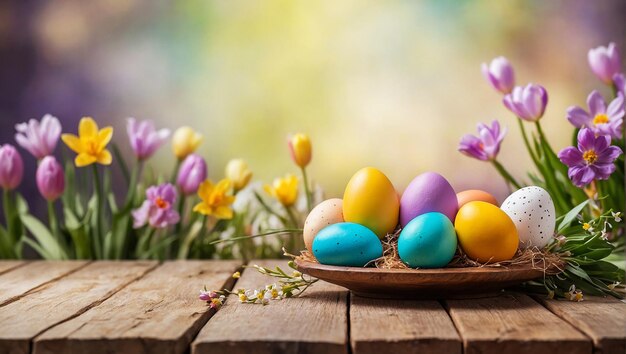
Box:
[92,164,103,259]
[534,121,555,154]
[124,160,144,209]
[175,194,187,234]
[283,205,301,253]
[491,160,522,189]
[136,227,156,259]
[300,167,312,211]
[3,190,16,245]
[517,119,539,165]
[170,159,181,184]
[47,201,59,242]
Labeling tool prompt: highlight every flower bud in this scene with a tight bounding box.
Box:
[288,133,312,168]
[36,156,65,201]
[503,84,548,122]
[225,159,252,192]
[177,154,208,195]
[172,126,202,160]
[588,42,621,84]
[481,57,515,94]
[0,145,24,190]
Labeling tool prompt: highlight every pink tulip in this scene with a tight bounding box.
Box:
[15,114,62,159]
[36,156,65,201]
[0,145,23,190]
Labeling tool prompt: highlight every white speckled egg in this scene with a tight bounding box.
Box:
[303,198,344,252]
[500,186,555,249]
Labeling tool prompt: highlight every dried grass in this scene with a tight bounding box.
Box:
[296,230,565,274]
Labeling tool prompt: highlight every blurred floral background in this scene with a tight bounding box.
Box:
[1,0,625,212]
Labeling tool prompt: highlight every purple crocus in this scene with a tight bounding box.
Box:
[503,84,548,122]
[558,128,622,188]
[458,120,507,161]
[15,114,62,160]
[0,145,24,190]
[567,90,624,140]
[481,56,515,94]
[127,118,170,160]
[36,156,65,201]
[177,154,208,195]
[588,42,621,84]
[132,183,180,228]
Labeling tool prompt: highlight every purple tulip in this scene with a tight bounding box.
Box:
[481,56,515,94]
[558,129,622,188]
[567,90,624,140]
[503,84,548,122]
[177,154,207,195]
[588,42,621,84]
[132,183,180,228]
[0,145,24,190]
[15,114,62,160]
[614,73,625,96]
[127,118,170,160]
[36,156,65,201]
[458,120,507,161]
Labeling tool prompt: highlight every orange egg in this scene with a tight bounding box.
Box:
[456,189,498,209]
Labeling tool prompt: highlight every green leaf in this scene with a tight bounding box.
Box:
[20,214,68,260]
[111,143,130,183]
[0,225,18,258]
[557,200,589,233]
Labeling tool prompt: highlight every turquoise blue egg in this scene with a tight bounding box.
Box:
[312,222,383,267]
[398,212,457,268]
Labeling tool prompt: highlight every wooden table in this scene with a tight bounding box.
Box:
[0,261,624,354]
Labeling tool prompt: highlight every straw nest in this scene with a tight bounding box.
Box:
[296,229,565,274]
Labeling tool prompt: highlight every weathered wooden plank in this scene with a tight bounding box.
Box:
[350,296,461,354]
[445,292,592,354]
[34,260,241,354]
[0,261,89,306]
[0,261,25,275]
[535,296,626,354]
[0,261,157,354]
[192,260,349,354]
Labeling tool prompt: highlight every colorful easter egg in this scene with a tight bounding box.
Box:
[343,167,399,238]
[303,198,344,252]
[500,186,556,249]
[312,222,383,267]
[400,172,458,226]
[456,189,498,209]
[398,212,457,268]
[455,201,518,262]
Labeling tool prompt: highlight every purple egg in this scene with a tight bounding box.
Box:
[399,172,458,226]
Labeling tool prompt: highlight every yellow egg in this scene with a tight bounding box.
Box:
[343,167,399,238]
[454,201,518,263]
[303,198,344,252]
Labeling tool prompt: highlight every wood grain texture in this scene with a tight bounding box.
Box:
[536,296,626,354]
[0,261,89,306]
[445,292,592,354]
[0,261,156,354]
[34,260,241,354]
[350,296,461,354]
[192,260,349,354]
[0,261,25,275]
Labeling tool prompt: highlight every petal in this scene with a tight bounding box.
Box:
[96,149,112,165]
[213,206,233,220]
[79,117,98,138]
[577,129,596,152]
[197,180,213,200]
[597,146,623,163]
[587,91,606,115]
[566,106,591,127]
[61,134,84,153]
[606,95,624,119]
[193,202,210,215]
[558,147,583,167]
[593,134,610,153]
[97,127,114,150]
[75,153,97,167]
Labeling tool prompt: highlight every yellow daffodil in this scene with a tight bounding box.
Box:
[225,159,253,192]
[288,133,312,168]
[61,117,113,167]
[172,126,202,159]
[265,174,298,207]
[193,178,235,219]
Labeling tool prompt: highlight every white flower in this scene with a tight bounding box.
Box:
[612,211,622,222]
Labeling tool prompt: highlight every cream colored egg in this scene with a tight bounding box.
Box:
[304,198,344,252]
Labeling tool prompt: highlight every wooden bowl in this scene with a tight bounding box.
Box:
[295,259,548,299]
